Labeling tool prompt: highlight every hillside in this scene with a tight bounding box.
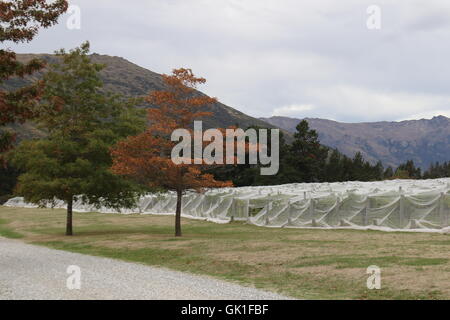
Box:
[3,53,277,142]
[5,53,449,169]
[261,116,450,169]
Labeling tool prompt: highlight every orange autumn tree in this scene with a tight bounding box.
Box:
[111,68,232,237]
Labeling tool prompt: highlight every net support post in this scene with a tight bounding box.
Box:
[364,197,370,226]
[230,199,236,222]
[265,202,272,226]
[439,192,448,228]
[244,199,250,223]
[399,194,405,227]
[309,198,315,221]
[287,201,292,226]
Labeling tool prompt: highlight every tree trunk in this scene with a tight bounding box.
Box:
[175,189,182,237]
[66,196,73,236]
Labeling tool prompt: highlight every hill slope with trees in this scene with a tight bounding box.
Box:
[261,115,450,169]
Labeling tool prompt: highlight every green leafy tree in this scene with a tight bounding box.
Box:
[12,42,146,236]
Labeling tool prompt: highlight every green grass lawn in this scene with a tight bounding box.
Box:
[1,206,449,299]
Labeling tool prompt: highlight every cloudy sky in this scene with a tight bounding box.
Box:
[7,0,450,122]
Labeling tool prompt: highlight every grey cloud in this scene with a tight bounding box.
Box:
[7,0,450,122]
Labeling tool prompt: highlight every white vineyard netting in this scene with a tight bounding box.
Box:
[4,178,450,232]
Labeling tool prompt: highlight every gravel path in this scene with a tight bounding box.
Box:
[0,237,289,300]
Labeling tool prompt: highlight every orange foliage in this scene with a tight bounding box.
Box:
[111,68,233,194]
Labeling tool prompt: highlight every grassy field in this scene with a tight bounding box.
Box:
[0,206,449,299]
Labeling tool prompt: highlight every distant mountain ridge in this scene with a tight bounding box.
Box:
[4,53,277,143]
[260,115,450,169]
[4,53,449,169]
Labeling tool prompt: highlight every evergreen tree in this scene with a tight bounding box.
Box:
[0,163,20,204]
[384,166,394,179]
[373,161,385,181]
[324,149,343,182]
[253,128,294,185]
[208,122,392,185]
[206,127,294,186]
[350,152,365,180]
[396,160,422,179]
[423,161,450,179]
[12,43,146,236]
[287,120,327,182]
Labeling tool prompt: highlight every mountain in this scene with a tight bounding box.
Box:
[4,53,277,142]
[260,116,450,169]
[5,53,449,169]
